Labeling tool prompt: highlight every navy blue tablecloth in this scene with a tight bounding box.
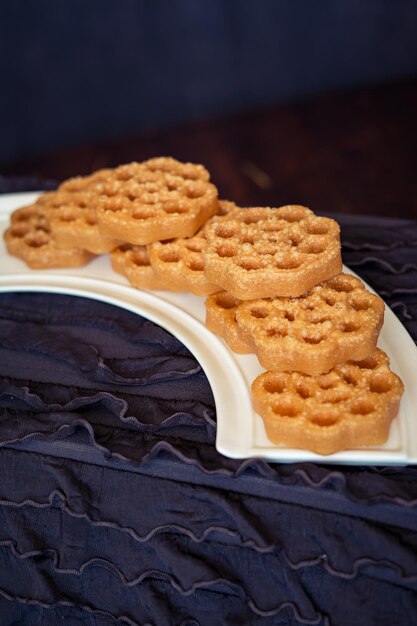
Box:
[0,202,417,625]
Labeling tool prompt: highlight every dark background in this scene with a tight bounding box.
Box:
[1,0,417,217]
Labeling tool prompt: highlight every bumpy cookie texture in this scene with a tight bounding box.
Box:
[111,243,171,290]
[205,291,252,353]
[148,200,240,296]
[203,205,342,299]
[39,190,121,254]
[236,273,385,375]
[96,157,219,245]
[206,199,241,222]
[252,349,404,455]
[4,205,93,269]
[149,234,218,295]
[57,167,114,193]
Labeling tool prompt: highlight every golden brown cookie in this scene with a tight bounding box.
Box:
[96,157,219,245]
[235,273,385,375]
[57,167,114,193]
[111,243,171,290]
[205,291,252,353]
[4,204,93,269]
[206,199,240,222]
[39,190,120,254]
[252,349,404,455]
[203,205,342,299]
[147,201,239,295]
[148,234,218,296]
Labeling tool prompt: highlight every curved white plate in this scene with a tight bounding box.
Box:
[1,192,417,465]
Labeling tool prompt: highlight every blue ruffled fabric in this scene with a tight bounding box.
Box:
[1,211,417,625]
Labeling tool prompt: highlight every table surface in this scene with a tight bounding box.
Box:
[2,78,417,220]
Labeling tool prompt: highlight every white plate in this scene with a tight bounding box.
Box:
[1,192,417,465]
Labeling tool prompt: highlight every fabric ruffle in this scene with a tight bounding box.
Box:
[1,538,416,625]
[0,447,417,626]
[1,482,417,585]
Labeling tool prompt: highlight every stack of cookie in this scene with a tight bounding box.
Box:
[4,158,219,268]
[3,157,404,455]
